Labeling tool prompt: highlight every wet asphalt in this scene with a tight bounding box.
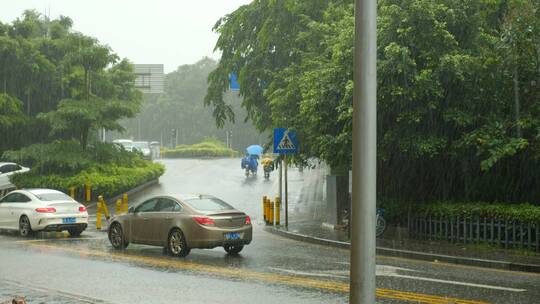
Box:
[1,158,539,304]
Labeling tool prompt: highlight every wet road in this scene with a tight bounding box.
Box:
[1,158,539,303]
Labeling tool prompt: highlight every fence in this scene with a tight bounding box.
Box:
[408,216,540,252]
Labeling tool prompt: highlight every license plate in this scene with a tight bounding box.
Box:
[62,217,76,224]
[224,232,241,240]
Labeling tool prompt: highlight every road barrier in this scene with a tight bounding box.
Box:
[68,187,76,199]
[262,196,280,225]
[84,183,92,202]
[122,193,129,213]
[115,199,122,215]
[96,195,110,230]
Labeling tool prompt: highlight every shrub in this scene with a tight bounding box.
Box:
[10,162,165,199]
[162,137,240,158]
[415,202,540,224]
[3,140,165,199]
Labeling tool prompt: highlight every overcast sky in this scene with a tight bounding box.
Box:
[0,0,252,73]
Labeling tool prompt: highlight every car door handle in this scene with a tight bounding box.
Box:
[143,218,149,221]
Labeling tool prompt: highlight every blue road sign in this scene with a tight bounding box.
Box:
[274,128,298,154]
[229,73,240,91]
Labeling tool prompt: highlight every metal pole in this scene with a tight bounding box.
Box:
[351,0,377,303]
[279,156,283,204]
[284,154,288,227]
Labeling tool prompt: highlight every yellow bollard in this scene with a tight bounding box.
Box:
[264,197,270,224]
[99,195,111,223]
[115,199,122,215]
[96,200,103,230]
[268,200,274,225]
[262,196,267,222]
[85,183,91,202]
[122,193,129,213]
[68,187,75,199]
[274,197,281,225]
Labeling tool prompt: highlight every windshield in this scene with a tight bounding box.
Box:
[32,193,73,201]
[186,197,234,211]
[132,142,149,149]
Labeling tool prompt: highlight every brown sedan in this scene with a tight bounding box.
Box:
[108,194,252,257]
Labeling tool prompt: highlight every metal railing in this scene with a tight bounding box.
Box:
[408,216,540,252]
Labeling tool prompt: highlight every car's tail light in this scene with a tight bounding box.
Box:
[245,215,251,225]
[193,216,215,226]
[35,207,56,213]
[79,206,87,212]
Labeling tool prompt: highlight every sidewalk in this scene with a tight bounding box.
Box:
[271,166,540,273]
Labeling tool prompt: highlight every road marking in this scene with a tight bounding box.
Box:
[24,242,490,304]
[271,265,523,293]
[387,274,525,293]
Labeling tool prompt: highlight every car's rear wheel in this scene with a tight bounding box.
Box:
[19,216,34,237]
[68,227,84,237]
[167,228,190,257]
[224,244,244,255]
[109,222,129,249]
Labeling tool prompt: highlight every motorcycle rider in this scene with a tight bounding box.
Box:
[261,156,274,177]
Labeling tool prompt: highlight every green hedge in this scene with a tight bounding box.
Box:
[3,140,165,199]
[162,137,239,158]
[10,162,164,199]
[416,202,540,224]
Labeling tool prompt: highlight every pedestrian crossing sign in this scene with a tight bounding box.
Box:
[273,128,298,154]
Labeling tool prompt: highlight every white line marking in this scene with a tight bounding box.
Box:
[387,274,526,292]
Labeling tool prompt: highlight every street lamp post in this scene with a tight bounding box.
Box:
[350,0,377,303]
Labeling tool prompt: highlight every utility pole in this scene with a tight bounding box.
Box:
[350,0,377,303]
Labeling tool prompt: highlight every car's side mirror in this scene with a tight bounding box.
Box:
[128,206,135,213]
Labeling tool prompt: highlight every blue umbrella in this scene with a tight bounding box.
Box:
[246,144,263,155]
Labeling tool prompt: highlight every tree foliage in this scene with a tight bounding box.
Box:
[0,10,141,151]
[207,0,540,203]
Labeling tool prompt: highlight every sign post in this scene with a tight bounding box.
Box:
[273,128,298,228]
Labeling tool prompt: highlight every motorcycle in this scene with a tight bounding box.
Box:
[263,165,272,179]
[241,156,258,177]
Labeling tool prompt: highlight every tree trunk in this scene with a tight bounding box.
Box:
[81,126,89,150]
[513,65,521,137]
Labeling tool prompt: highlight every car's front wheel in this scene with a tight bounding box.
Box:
[224,244,244,255]
[167,228,190,257]
[109,222,129,249]
[19,216,34,237]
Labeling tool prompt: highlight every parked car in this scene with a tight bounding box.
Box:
[108,194,252,257]
[132,141,152,159]
[0,189,88,237]
[0,162,29,188]
[112,139,134,152]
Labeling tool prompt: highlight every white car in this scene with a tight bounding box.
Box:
[0,162,30,189]
[132,141,152,159]
[0,189,89,237]
[112,139,134,152]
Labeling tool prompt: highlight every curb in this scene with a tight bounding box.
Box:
[265,226,540,274]
[105,178,159,204]
[85,178,159,209]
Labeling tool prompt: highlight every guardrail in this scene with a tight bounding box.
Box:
[408,216,540,252]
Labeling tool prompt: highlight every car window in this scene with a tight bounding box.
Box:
[185,197,234,212]
[157,198,181,212]
[134,199,158,213]
[33,192,72,201]
[0,193,18,203]
[14,193,31,203]
[0,193,30,203]
[0,165,7,174]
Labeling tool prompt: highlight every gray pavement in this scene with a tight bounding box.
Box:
[0,158,539,304]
